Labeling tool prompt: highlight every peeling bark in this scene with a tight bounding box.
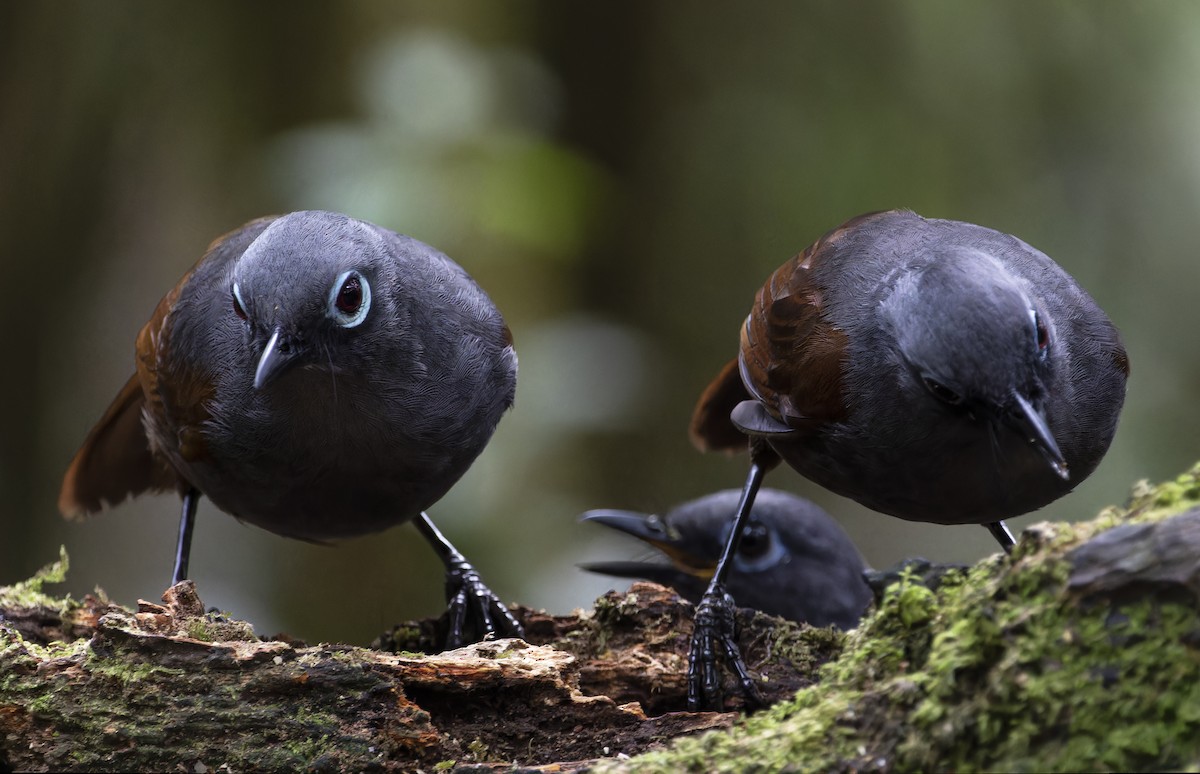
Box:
[0,576,836,772]
[4,466,1200,772]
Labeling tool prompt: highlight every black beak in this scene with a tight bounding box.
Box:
[579,509,717,581]
[1007,392,1069,481]
[253,328,304,390]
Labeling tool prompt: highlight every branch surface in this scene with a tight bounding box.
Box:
[3,465,1200,772]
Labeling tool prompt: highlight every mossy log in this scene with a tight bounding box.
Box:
[3,465,1200,772]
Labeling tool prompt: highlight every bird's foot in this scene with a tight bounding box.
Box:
[687,585,764,712]
[441,552,525,650]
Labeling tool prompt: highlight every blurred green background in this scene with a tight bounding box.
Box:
[2,1,1197,646]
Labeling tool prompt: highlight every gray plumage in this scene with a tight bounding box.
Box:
[711,210,1129,527]
[832,217,1122,522]
[119,210,514,541]
[60,211,524,643]
[682,211,1130,709]
[582,488,871,629]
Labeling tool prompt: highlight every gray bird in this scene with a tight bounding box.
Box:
[685,209,1129,709]
[580,488,871,629]
[59,211,523,646]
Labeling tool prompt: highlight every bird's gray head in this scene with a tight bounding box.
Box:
[881,247,1068,479]
[228,211,396,390]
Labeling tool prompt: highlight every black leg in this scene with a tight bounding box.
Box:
[687,455,772,711]
[985,520,1015,554]
[172,488,200,585]
[413,512,525,650]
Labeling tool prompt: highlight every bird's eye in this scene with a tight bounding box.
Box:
[922,376,963,406]
[328,270,371,328]
[738,522,772,560]
[232,283,248,321]
[730,519,786,573]
[1032,310,1050,357]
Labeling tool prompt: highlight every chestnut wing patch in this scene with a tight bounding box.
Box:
[58,373,178,519]
[690,211,892,451]
[739,227,858,430]
[689,357,753,452]
[58,216,280,518]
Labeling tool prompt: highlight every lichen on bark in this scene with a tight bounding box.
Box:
[3,465,1200,772]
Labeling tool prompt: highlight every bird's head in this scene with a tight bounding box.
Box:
[228,211,395,390]
[882,247,1068,480]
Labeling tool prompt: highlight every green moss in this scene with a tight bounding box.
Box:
[1129,464,1200,516]
[603,464,1200,772]
[0,629,90,720]
[85,655,186,685]
[0,603,406,771]
[6,466,1200,772]
[608,687,861,773]
[467,738,491,761]
[0,545,71,610]
[2,632,89,665]
[375,623,423,651]
[899,566,1200,770]
[283,734,335,762]
[762,616,845,674]
[179,613,257,643]
[587,590,645,653]
[184,618,216,642]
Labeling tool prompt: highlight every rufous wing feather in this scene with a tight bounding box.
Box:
[738,215,899,430]
[739,261,847,428]
[693,213,893,451]
[58,373,179,520]
[58,217,282,520]
[689,357,753,452]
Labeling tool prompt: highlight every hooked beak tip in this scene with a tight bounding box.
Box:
[1011,392,1069,481]
[253,329,295,390]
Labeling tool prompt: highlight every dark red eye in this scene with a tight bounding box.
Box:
[336,276,362,314]
[328,270,371,328]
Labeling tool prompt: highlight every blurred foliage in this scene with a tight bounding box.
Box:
[2,1,1198,645]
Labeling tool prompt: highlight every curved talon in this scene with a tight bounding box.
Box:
[490,598,525,637]
[473,593,498,640]
[687,592,719,710]
[440,552,525,650]
[720,625,764,708]
[415,513,524,650]
[444,588,469,649]
[687,586,762,711]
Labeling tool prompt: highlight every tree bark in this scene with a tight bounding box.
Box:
[3,465,1200,772]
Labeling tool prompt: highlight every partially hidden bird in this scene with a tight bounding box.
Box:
[685,209,1129,709]
[59,210,523,647]
[580,488,871,629]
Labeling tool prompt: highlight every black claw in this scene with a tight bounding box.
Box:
[686,456,771,711]
[440,555,520,649]
[444,588,469,650]
[687,586,762,711]
[414,512,524,650]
